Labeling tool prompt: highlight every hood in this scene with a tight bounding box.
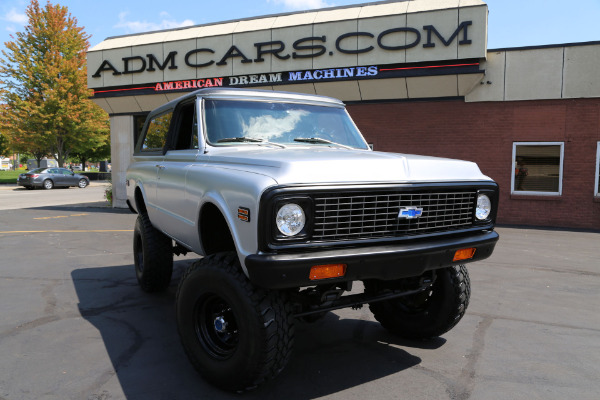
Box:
[206,146,491,185]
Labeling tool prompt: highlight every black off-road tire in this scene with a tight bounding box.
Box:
[176,252,295,392]
[133,213,173,292]
[367,265,471,340]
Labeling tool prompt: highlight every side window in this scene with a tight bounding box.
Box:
[191,111,199,149]
[512,142,564,195]
[134,114,149,148]
[142,111,173,151]
[173,102,198,150]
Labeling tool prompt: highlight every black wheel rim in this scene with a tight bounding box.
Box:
[194,294,239,360]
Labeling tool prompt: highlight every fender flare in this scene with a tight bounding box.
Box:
[197,190,251,276]
[133,181,150,214]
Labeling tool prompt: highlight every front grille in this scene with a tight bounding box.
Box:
[313,190,476,241]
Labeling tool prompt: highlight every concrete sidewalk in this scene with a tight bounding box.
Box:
[0,180,110,190]
[0,182,111,210]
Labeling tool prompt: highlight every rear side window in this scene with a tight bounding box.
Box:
[142,112,173,151]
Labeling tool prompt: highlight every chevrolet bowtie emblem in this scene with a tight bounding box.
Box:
[398,207,423,219]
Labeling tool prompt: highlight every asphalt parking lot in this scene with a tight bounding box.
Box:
[0,189,599,400]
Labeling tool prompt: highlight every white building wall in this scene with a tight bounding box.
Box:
[109,115,134,208]
[466,42,600,102]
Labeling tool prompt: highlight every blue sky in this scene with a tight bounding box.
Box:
[1,0,599,52]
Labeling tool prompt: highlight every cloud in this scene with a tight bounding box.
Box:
[268,0,331,11]
[243,110,309,140]
[2,7,27,32]
[5,8,27,24]
[114,11,194,34]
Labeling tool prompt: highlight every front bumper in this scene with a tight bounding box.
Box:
[245,230,499,289]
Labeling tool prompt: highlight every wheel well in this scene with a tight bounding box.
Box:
[200,203,235,255]
[134,187,148,215]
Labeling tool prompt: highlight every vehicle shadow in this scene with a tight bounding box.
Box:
[72,261,432,399]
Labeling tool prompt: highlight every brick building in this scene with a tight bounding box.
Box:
[349,95,600,229]
[87,0,600,230]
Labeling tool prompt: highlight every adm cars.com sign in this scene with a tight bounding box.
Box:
[87,3,488,96]
[91,22,473,79]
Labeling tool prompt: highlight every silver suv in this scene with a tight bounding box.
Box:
[126,88,499,391]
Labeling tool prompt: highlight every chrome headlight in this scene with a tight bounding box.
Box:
[276,203,306,236]
[475,194,492,220]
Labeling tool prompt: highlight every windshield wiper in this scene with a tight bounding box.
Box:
[293,137,353,150]
[217,137,286,148]
[217,137,263,143]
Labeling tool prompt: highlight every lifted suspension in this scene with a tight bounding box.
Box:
[292,275,435,318]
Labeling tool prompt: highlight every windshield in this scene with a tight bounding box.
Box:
[203,99,369,150]
[28,168,46,174]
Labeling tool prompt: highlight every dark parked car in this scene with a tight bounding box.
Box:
[17,167,89,189]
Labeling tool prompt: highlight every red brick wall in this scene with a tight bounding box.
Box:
[346,98,600,230]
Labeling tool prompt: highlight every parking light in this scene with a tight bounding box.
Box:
[453,248,476,262]
[309,264,347,280]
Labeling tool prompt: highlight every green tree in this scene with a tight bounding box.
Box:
[0,133,8,157]
[0,104,9,156]
[0,0,109,167]
[0,98,10,157]
[71,139,111,171]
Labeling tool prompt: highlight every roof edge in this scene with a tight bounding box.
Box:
[97,0,408,43]
[488,40,600,53]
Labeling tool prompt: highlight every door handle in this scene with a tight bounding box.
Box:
[155,164,165,169]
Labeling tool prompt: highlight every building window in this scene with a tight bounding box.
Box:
[512,142,564,195]
[594,142,600,196]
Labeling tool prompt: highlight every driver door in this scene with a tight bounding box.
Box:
[154,99,203,241]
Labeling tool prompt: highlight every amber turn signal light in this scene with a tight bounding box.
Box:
[453,248,476,262]
[309,264,347,280]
